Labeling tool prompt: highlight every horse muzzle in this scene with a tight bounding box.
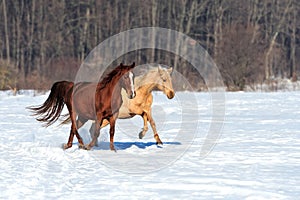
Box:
[167,91,175,99]
[128,91,136,99]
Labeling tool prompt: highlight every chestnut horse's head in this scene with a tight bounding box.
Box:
[119,62,136,99]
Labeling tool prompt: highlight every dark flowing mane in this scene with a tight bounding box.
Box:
[98,63,135,89]
[98,66,122,89]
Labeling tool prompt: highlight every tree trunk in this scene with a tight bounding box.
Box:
[82,4,90,61]
[213,1,224,62]
[264,0,292,80]
[290,1,297,81]
[151,1,157,63]
[3,0,10,63]
[174,0,187,71]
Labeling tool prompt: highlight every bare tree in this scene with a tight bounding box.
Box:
[2,0,10,63]
[0,0,300,90]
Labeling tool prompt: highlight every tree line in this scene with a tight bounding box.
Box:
[0,0,299,90]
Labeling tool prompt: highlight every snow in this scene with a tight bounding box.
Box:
[245,79,300,92]
[0,90,300,199]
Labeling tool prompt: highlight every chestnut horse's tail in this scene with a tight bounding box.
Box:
[28,81,73,127]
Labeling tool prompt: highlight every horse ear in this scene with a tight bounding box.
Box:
[131,62,135,68]
[158,65,163,73]
[168,67,173,74]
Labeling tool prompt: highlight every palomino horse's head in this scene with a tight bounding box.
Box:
[156,65,175,99]
[119,62,136,99]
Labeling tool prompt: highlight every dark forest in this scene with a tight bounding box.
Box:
[0,0,299,91]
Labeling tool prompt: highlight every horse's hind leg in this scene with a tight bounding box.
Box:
[75,116,86,148]
[64,117,85,149]
[63,101,81,149]
[63,115,78,149]
[63,123,76,149]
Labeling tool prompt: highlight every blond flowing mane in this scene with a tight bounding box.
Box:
[135,67,159,89]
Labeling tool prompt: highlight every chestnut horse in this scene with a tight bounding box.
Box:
[29,63,136,151]
[90,65,174,145]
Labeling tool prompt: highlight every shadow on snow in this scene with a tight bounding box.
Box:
[73,141,182,150]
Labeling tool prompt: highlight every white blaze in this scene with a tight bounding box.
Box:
[129,71,135,97]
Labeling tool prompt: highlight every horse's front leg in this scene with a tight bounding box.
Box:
[83,119,102,150]
[147,110,163,145]
[108,115,118,152]
[89,119,110,146]
[139,112,149,139]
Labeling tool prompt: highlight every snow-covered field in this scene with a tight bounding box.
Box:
[0,90,299,199]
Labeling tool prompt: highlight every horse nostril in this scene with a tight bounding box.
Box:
[168,91,175,99]
[129,91,136,99]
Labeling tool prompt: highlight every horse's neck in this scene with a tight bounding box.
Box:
[136,82,157,96]
[136,74,157,94]
[111,77,122,94]
[98,76,122,95]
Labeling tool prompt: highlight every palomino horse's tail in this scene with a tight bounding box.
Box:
[28,81,73,127]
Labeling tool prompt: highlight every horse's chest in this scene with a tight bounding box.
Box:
[134,98,151,109]
[100,100,122,117]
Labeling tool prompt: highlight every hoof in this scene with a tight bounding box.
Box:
[111,148,117,152]
[81,145,91,150]
[78,144,85,149]
[110,147,116,152]
[110,144,117,152]
[63,143,72,150]
[154,134,163,145]
[139,131,144,139]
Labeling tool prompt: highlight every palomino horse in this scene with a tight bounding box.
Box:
[29,63,136,151]
[90,64,174,145]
